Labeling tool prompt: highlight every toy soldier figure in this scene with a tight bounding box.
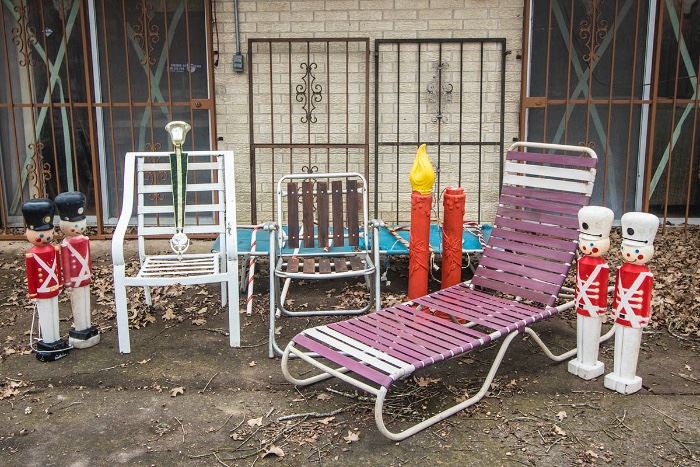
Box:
[23,199,70,361]
[55,192,100,349]
[604,212,659,395]
[568,206,614,380]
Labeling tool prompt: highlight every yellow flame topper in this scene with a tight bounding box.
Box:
[409,144,435,195]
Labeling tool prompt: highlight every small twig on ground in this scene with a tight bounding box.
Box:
[228,417,246,434]
[60,401,83,410]
[647,404,679,422]
[238,338,268,348]
[213,451,232,467]
[325,387,371,401]
[174,417,185,443]
[232,426,262,451]
[200,372,219,394]
[536,429,546,445]
[97,363,127,372]
[671,434,694,459]
[195,328,229,336]
[157,323,179,336]
[613,410,632,431]
[265,407,275,418]
[213,414,235,433]
[545,437,562,453]
[671,373,700,385]
[277,404,356,422]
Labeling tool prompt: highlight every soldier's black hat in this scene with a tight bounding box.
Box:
[55,191,87,222]
[22,198,55,231]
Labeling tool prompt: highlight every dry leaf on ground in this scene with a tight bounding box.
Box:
[263,446,285,458]
[343,430,360,443]
[247,417,263,427]
[553,424,567,437]
[170,387,184,397]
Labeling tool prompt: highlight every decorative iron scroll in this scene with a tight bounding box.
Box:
[426,60,453,123]
[133,0,160,66]
[296,62,323,124]
[579,0,608,64]
[11,2,37,67]
[26,142,49,199]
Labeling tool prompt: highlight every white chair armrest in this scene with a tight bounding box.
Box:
[112,153,137,267]
[111,206,132,267]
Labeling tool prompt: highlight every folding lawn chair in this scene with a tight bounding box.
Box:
[281,142,603,440]
[265,172,382,358]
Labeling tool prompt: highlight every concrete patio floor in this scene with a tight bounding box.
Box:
[0,240,698,466]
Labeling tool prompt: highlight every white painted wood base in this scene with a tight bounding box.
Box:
[36,297,60,343]
[604,325,643,394]
[568,314,605,380]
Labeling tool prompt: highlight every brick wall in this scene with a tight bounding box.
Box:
[213,0,524,224]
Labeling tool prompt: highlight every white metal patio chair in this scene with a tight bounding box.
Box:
[112,150,239,354]
[265,172,382,358]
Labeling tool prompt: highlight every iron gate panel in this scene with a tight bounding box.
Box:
[374,38,506,224]
[247,38,371,225]
[0,0,217,236]
[522,0,700,227]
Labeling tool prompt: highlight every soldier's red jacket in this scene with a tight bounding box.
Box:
[613,262,653,328]
[26,244,62,299]
[575,255,609,317]
[60,235,92,288]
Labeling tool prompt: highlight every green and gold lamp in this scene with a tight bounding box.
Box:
[165,121,191,256]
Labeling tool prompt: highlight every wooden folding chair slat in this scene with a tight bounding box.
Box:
[332,180,344,247]
[319,257,331,274]
[346,179,359,246]
[334,258,347,272]
[317,182,329,248]
[303,258,316,274]
[302,181,315,248]
[287,183,300,248]
[349,256,364,271]
[287,257,300,273]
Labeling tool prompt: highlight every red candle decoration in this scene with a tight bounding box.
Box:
[441,187,465,289]
[407,144,435,300]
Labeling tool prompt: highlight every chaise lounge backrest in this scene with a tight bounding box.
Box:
[471,142,598,307]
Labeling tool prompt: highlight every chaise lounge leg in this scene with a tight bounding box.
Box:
[523,325,615,362]
[280,341,352,386]
[373,331,519,441]
[114,265,131,354]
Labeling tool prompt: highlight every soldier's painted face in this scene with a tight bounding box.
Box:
[620,243,654,265]
[26,228,53,245]
[578,236,610,257]
[59,219,87,236]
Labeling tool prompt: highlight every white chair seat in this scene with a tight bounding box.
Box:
[138,253,220,278]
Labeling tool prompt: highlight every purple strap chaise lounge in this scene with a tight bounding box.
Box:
[281,142,610,441]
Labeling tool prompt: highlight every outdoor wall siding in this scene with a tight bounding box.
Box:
[213,0,523,225]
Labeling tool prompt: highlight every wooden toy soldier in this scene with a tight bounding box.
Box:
[55,192,100,349]
[23,199,70,361]
[604,212,659,395]
[568,206,614,380]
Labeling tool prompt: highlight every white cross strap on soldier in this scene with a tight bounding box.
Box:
[33,253,59,293]
[65,241,91,283]
[615,271,652,328]
[576,263,604,315]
